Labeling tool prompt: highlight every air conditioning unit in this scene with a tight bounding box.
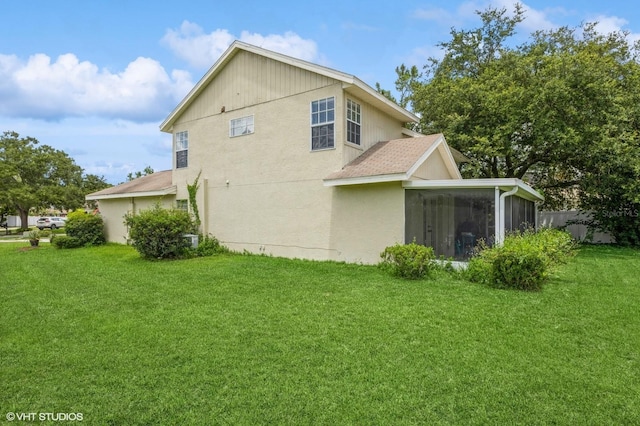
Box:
[183,234,199,248]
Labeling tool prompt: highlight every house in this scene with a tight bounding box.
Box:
[87,41,543,264]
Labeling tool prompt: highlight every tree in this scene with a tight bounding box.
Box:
[82,174,111,209]
[394,4,640,219]
[376,65,421,111]
[0,131,83,228]
[127,166,154,182]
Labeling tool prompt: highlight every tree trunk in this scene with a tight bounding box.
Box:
[17,207,29,230]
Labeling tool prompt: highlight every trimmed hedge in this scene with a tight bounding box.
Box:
[51,235,84,249]
[64,209,106,247]
[124,204,196,260]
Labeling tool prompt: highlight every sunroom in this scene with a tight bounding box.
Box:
[404,179,544,260]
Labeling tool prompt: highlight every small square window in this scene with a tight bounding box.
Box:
[230,116,254,137]
[176,200,188,211]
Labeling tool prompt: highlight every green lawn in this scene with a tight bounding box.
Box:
[1,243,639,425]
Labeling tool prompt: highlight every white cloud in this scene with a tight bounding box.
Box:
[589,15,640,45]
[412,7,453,22]
[161,22,320,69]
[0,53,193,122]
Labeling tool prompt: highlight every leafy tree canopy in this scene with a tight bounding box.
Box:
[382,3,640,244]
[126,166,154,182]
[0,131,110,227]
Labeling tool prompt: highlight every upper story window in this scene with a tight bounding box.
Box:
[175,131,188,169]
[311,97,335,150]
[230,115,254,137]
[347,99,361,145]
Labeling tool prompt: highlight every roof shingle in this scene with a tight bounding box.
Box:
[324,134,443,181]
[87,170,174,198]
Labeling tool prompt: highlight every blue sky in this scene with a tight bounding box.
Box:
[2,0,639,184]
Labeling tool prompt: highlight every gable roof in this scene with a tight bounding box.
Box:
[160,41,418,132]
[323,134,462,186]
[86,170,176,200]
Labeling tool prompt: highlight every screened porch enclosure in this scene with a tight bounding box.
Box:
[405,187,536,260]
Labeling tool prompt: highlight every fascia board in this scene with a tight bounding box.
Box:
[85,186,177,201]
[323,173,408,187]
[403,179,544,201]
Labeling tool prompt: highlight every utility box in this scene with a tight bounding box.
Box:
[183,234,199,248]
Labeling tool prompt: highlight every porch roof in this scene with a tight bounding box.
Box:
[86,170,176,201]
[323,134,461,186]
[403,178,544,202]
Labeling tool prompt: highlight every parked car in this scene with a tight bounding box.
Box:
[36,216,66,230]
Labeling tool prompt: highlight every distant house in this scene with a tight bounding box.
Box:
[87,41,543,264]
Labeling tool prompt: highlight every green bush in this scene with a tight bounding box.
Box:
[465,241,496,286]
[51,235,83,249]
[465,228,574,291]
[492,246,547,291]
[194,234,229,257]
[527,227,575,266]
[64,209,106,247]
[124,204,195,260]
[380,242,435,279]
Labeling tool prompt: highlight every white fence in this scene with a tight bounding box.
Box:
[3,216,40,228]
[539,211,614,243]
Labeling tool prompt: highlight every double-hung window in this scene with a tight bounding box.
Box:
[230,115,254,137]
[311,97,335,150]
[175,131,188,169]
[347,99,361,145]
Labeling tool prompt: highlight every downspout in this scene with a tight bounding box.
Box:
[497,186,519,246]
[494,187,500,246]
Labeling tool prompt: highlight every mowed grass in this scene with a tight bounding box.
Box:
[1,243,639,425]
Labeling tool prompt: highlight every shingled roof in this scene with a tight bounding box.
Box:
[86,170,176,200]
[324,134,460,186]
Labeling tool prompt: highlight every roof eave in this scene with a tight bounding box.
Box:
[344,78,418,123]
[323,173,408,187]
[85,186,177,201]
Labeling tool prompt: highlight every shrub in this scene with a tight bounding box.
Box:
[491,246,547,291]
[465,241,496,286]
[51,235,83,249]
[124,204,195,260]
[465,228,575,291]
[527,227,575,267]
[194,234,229,257]
[380,242,435,279]
[64,209,106,247]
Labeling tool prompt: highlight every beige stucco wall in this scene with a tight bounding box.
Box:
[171,78,345,260]
[165,50,410,262]
[98,196,175,244]
[328,182,405,264]
[163,49,427,263]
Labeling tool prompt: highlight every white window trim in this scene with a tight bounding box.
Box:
[346,98,361,146]
[310,96,336,151]
[229,115,255,138]
[175,131,188,169]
